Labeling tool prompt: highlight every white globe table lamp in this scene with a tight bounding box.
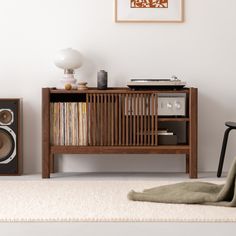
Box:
[54,48,83,89]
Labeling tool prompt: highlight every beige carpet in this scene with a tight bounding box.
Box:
[0,180,235,222]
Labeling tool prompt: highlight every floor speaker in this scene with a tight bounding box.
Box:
[0,99,22,175]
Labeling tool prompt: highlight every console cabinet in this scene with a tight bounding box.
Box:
[42,87,198,178]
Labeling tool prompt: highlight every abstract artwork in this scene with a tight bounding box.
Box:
[115,0,183,22]
[131,0,168,8]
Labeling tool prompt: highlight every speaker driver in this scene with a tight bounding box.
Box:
[0,109,13,125]
[0,128,15,163]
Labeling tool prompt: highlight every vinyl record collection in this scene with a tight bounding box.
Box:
[50,102,87,146]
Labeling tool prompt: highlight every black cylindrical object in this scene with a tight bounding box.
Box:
[97,70,108,89]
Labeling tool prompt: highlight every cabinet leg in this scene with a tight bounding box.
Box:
[50,153,55,173]
[42,163,50,178]
[42,88,51,179]
[42,153,50,178]
[189,87,198,179]
[186,154,189,174]
[189,151,197,178]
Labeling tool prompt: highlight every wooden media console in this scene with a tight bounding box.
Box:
[42,87,198,178]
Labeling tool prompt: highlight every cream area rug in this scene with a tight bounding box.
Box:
[0,180,236,222]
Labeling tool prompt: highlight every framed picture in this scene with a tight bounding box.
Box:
[115,0,184,23]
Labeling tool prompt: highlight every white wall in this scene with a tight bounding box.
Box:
[0,0,235,174]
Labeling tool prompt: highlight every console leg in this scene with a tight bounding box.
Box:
[189,151,197,178]
[42,157,50,178]
[189,88,198,178]
[42,88,51,179]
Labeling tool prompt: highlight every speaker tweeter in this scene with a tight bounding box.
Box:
[0,109,14,125]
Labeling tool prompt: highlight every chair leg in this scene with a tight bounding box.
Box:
[217,127,232,177]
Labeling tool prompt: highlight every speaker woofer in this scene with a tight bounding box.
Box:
[0,128,15,162]
[0,109,13,125]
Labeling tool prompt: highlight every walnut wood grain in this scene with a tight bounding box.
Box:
[51,145,190,154]
[50,88,190,94]
[42,87,198,178]
[189,88,198,178]
[42,88,50,178]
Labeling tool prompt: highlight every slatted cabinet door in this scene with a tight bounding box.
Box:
[86,92,158,146]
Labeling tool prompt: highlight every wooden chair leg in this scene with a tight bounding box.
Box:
[217,127,232,177]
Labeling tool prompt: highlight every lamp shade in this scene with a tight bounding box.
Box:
[54,48,83,70]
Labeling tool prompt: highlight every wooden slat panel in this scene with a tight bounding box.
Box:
[93,94,96,146]
[104,94,107,146]
[137,93,140,146]
[98,94,100,146]
[84,91,167,147]
[115,94,118,145]
[140,93,144,146]
[155,93,158,146]
[118,95,122,146]
[129,94,133,145]
[112,94,117,146]
[89,94,92,146]
[88,95,91,146]
[133,94,136,146]
[102,94,105,146]
[122,94,125,146]
[96,94,99,146]
[86,94,89,146]
[111,94,114,146]
[144,94,147,146]
[107,94,111,146]
[88,95,91,145]
[147,94,150,146]
[100,94,103,146]
[151,94,155,146]
[126,94,129,146]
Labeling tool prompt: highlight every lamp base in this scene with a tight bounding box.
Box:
[57,78,77,89]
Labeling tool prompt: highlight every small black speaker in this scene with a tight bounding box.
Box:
[0,99,22,175]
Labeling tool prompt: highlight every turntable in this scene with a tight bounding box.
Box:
[127,76,186,90]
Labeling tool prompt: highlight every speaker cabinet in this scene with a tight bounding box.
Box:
[0,99,22,175]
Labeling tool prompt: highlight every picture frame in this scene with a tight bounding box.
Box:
[115,0,184,23]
